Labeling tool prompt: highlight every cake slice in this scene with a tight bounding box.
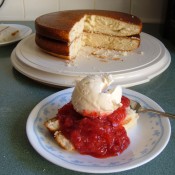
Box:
[45,107,139,151]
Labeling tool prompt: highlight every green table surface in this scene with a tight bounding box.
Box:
[1,21,175,175]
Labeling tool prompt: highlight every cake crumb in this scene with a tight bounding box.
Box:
[120,51,128,56]
[91,49,125,61]
[137,51,144,55]
[100,59,108,62]
[112,57,122,61]
[140,51,144,55]
[65,59,78,67]
[11,30,19,36]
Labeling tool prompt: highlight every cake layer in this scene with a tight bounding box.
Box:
[35,10,142,43]
[123,108,139,131]
[84,33,140,51]
[84,15,141,37]
[35,33,140,59]
[35,34,82,59]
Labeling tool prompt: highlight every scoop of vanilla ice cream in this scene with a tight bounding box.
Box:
[71,74,122,117]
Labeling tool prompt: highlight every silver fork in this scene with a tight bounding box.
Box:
[130,99,175,119]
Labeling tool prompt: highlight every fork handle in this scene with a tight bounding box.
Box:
[139,108,175,119]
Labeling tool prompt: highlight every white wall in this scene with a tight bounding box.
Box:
[0,0,168,23]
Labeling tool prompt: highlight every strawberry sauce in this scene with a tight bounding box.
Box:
[57,96,130,158]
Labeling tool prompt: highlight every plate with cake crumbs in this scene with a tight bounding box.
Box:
[11,32,171,87]
[15,33,169,75]
[0,24,32,46]
[26,88,171,173]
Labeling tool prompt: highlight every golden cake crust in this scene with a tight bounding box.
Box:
[35,10,142,42]
[35,34,70,59]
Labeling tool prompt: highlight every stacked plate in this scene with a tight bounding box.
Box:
[11,32,171,87]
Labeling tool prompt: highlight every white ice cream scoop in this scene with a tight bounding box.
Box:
[71,74,122,118]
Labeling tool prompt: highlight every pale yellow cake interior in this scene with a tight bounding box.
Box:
[66,15,140,59]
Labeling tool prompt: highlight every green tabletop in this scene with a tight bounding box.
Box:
[0,21,175,175]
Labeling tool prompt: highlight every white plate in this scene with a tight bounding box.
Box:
[26,88,171,173]
[11,49,83,87]
[11,47,171,87]
[0,24,32,46]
